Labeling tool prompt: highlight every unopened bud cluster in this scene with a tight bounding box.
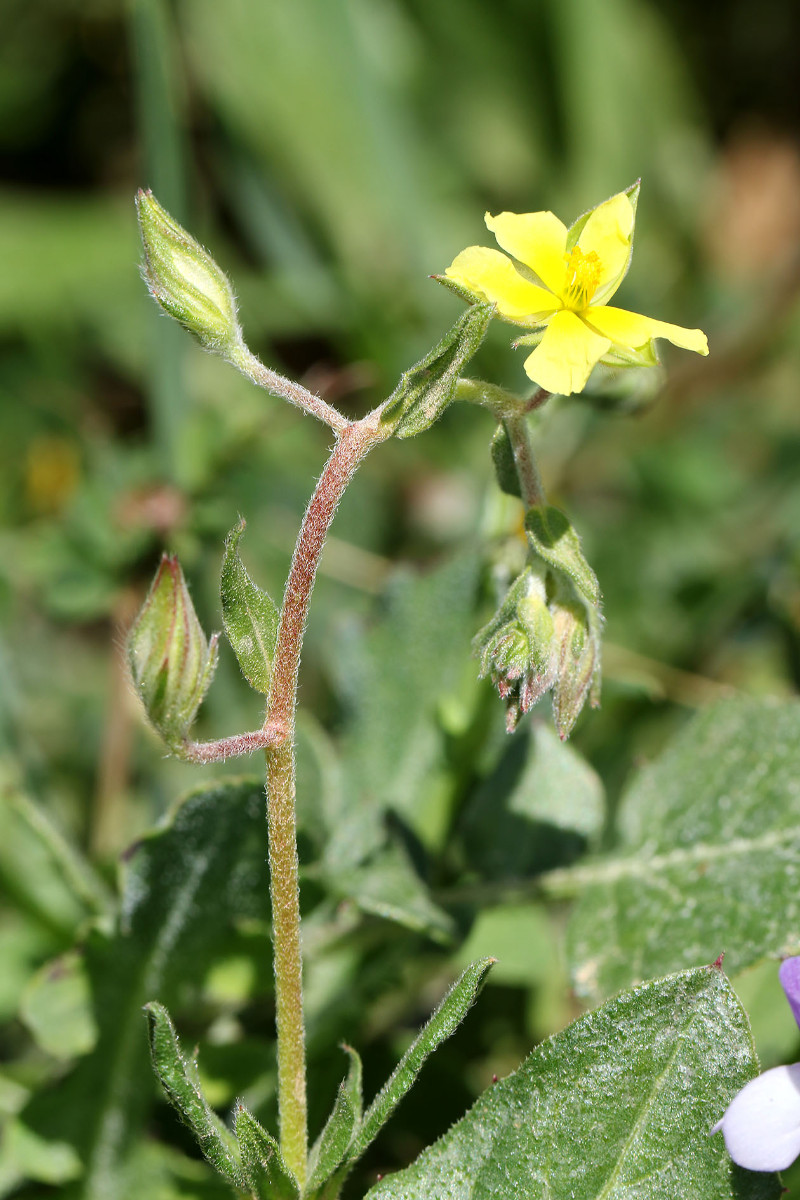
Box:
[474,505,602,738]
[127,555,219,752]
[136,190,242,355]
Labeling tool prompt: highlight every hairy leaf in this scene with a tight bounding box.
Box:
[17,780,269,1200]
[366,967,779,1200]
[567,698,800,1001]
[462,721,604,879]
[524,505,600,607]
[305,1046,362,1194]
[145,1002,242,1186]
[381,304,494,438]
[221,518,280,694]
[235,1105,299,1200]
[350,958,494,1162]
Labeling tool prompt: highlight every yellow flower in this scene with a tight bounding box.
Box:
[444,184,708,396]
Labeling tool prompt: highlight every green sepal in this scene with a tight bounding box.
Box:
[235,1105,300,1200]
[221,519,280,695]
[490,424,522,498]
[429,272,483,306]
[348,958,494,1163]
[305,1046,363,1195]
[381,303,494,438]
[550,590,602,741]
[524,506,601,607]
[600,340,659,369]
[510,329,546,350]
[473,568,557,731]
[144,1001,244,1187]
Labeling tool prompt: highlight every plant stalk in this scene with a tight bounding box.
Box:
[232,344,350,434]
[263,412,390,1183]
[504,412,545,508]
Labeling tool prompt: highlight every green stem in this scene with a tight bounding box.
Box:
[264,738,306,1182]
[504,413,545,508]
[263,413,390,1183]
[232,343,350,434]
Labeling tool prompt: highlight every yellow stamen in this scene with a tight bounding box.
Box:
[563,247,602,309]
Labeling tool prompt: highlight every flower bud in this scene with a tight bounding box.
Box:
[474,569,556,732]
[127,555,219,751]
[136,189,242,355]
[475,504,604,737]
[550,592,602,741]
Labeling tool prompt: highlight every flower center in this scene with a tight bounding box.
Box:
[562,247,602,309]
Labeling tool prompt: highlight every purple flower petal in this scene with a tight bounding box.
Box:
[716,1063,800,1172]
[780,957,800,1031]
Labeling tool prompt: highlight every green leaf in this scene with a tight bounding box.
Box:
[325,553,481,871]
[349,958,494,1163]
[567,697,800,1002]
[145,1002,243,1187]
[18,780,270,1200]
[0,1120,83,1188]
[462,721,604,879]
[490,423,521,499]
[305,1046,362,1194]
[365,966,780,1200]
[234,1105,299,1200]
[221,518,280,695]
[20,952,98,1060]
[524,505,601,607]
[325,838,455,944]
[381,304,494,438]
[0,764,110,938]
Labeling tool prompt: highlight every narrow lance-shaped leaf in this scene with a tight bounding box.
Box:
[381,303,494,438]
[235,1104,299,1200]
[349,958,494,1162]
[305,1045,363,1194]
[221,518,280,695]
[145,1001,243,1187]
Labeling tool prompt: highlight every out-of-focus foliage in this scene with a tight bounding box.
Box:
[4,0,800,1195]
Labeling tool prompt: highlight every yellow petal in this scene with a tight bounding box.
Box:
[585,305,709,355]
[485,211,568,297]
[522,311,611,396]
[576,193,635,302]
[445,246,558,324]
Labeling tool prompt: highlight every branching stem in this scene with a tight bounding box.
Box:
[261,409,390,1183]
[178,726,282,763]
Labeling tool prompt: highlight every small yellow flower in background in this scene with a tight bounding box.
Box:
[443,183,708,396]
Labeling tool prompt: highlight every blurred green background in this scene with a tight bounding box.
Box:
[4,0,800,1195]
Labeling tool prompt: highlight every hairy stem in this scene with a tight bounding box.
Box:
[231,343,350,435]
[263,413,389,1182]
[178,727,281,763]
[504,412,545,508]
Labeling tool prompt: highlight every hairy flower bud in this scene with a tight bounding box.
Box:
[474,569,556,732]
[127,555,219,751]
[550,591,602,740]
[475,504,604,737]
[136,189,242,354]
